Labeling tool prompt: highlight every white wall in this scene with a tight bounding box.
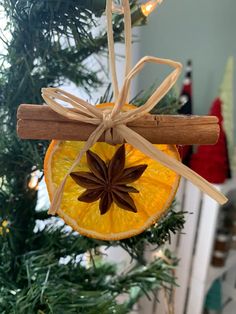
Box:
[137,0,236,119]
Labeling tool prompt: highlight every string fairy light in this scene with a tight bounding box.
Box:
[107,0,163,26]
[153,249,172,264]
[141,0,163,17]
[28,171,39,190]
[0,220,10,235]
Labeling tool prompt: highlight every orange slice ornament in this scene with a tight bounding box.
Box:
[44,103,180,241]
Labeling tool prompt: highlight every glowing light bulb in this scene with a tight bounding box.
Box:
[153,249,172,264]
[0,220,10,235]
[28,171,39,190]
[141,0,163,17]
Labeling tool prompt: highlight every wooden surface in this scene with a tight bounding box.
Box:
[17,104,220,145]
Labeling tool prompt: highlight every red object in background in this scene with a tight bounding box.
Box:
[190,98,230,184]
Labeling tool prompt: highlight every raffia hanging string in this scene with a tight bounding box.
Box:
[42,0,227,215]
[106,0,119,101]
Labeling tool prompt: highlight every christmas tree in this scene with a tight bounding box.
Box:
[0,1,185,312]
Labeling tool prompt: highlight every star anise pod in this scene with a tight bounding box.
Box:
[70,145,147,215]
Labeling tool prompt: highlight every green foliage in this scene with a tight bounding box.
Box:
[0,215,184,313]
[132,84,180,114]
[0,241,177,313]
[117,207,186,262]
[0,0,186,313]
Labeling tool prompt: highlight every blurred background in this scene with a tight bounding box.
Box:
[138,0,236,120]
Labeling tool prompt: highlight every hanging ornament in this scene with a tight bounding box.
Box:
[17,0,227,240]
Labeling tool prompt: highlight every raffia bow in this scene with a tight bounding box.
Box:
[42,0,227,215]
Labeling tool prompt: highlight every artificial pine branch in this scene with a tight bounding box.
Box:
[0,246,177,313]
[117,208,186,261]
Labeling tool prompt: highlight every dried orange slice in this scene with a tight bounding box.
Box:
[44,103,180,240]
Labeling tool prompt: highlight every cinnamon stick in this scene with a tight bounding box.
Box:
[17,104,220,145]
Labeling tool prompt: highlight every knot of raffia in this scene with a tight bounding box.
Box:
[102,111,114,129]
[102,111,125,144]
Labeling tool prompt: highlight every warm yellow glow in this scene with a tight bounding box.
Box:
[141,0,163,17]
[2,220,9,228]
[28,172,39,190]
[153,249,172,264]
[0,220,10,235]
